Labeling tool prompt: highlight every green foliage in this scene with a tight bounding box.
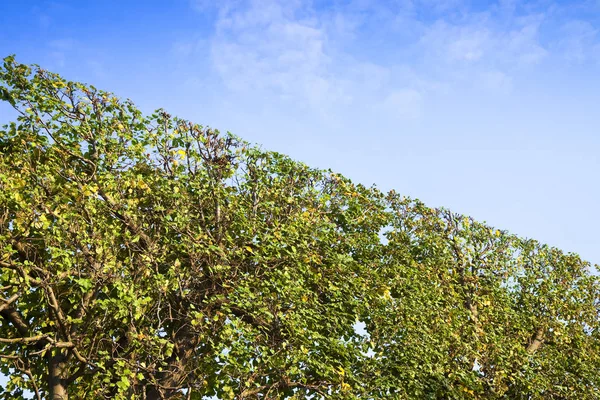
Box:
[0,55,599,399]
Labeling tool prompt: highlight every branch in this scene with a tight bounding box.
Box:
[24,367,42,400]
[44,283,72,342]
[0,293,20,312]
[10,356,43,400]
[97,188,152,248]
[0,335,75,350]
[0,335,50,344]
[527,327,545,354]
[0,306,31,337]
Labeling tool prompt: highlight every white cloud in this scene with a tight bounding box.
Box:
[180,0,600,127]
[172,41,196,58]
[416,0,469,14]
[479,70,513,93]
[379,89,424,120]
[206,0,426,123]
[210,1,329,101]
[190,0,216,12]
[556,20,600,63]
[501,18,547,66]
[417,13,546,69]
[48,38,77,51]
[446,27,490,62]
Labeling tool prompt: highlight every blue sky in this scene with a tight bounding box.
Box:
[1,0,599,265]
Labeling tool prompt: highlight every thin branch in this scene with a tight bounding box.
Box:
[44,283,72,342]
[527,327,545,354]
[0,292,20,312]
[0,335,53,344]
[22,367,42,400]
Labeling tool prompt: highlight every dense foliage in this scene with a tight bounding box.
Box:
[1,56,599,399]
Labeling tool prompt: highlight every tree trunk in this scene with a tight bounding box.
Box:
[48,350,68,400]
[146,322,200,400]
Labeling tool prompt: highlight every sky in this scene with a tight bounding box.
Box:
[0,0,599,266]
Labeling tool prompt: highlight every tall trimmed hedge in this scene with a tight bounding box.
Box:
[1,56,599,399]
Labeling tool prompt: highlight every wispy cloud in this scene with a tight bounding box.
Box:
[176,0,600,134]
[203,0,428,124]
[417,12,547,70]
[378,88,424,120]
[555,19,600,63]
[183,0,591,124]
[210,0,336,110]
